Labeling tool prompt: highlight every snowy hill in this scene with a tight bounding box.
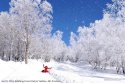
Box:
[0,60,125,83]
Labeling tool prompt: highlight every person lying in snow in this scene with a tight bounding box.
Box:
[41,64,52,73]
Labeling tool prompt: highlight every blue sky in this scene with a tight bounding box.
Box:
[0,0,10,11]
[48,0,112,45]
[0,0,112,45]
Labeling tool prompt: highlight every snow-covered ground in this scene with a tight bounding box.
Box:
[0,60,59,83]
[0,60,125,83]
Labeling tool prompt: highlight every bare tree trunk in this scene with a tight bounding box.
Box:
[122,67,125,74]
[24,32,29,64]
[25,48,28,64]
[23,0,29,64]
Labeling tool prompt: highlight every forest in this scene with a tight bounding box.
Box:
[0,0,125,74]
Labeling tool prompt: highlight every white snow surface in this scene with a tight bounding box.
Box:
[0,60,125,83]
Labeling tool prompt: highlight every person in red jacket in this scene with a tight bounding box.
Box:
[41,64,51,73]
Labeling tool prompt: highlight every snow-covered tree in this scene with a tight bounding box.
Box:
[9,0,52,64]
[68,0,125,74]
[52,30,67,62]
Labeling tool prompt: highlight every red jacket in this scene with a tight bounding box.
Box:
[42,65,51,73]
[44,66,49,72]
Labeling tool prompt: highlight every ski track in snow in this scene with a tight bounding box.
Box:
[49,62,125,83]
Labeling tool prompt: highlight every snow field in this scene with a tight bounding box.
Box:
[0,60,60,83]
[1,60,125,83]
